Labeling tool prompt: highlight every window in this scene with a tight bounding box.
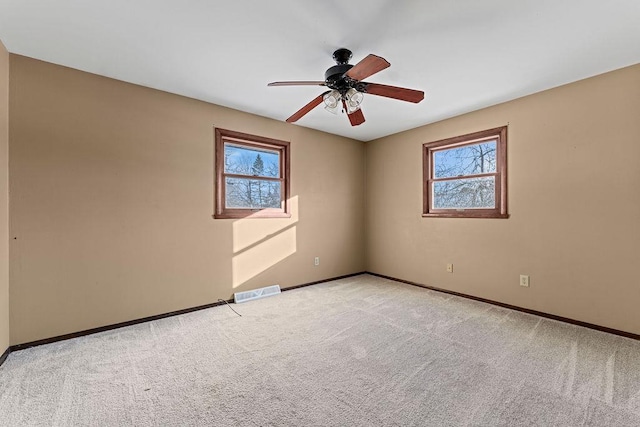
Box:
[423,126,508,218]
[214,128,290,219]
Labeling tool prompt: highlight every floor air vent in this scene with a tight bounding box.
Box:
[234,285,281,304]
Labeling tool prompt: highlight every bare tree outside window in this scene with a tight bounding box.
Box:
[423,126,508,218]
[432,141,497,209]
[214,129,290,219]
[224,146,281,209]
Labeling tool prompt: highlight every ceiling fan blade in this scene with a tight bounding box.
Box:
[286,91,330,123]
[268,81,326,87]
[342,100,365,126]
[345,54,390,81]
[364,83,424,103]
[348,108,366,126]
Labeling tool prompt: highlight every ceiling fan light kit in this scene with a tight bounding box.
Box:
[345,88,363,113]
[323,90,341,114]
[322,88,362,114]
[268,48,424,127]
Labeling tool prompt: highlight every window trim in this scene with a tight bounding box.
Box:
[422,126,508,219]
[214,128,291,219]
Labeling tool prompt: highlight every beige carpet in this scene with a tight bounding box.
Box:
[1,274,639,426]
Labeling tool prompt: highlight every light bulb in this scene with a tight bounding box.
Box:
[346,88,363,106]
[323,90,342,114]
[323,90,341,109]
[345,88,363,113]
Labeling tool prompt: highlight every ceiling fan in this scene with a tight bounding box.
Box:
[268,48,424,126]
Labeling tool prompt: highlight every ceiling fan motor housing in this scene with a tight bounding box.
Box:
[326,48,356,92]
[325,64,353,89]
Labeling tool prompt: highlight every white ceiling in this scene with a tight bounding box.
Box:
[1,0,639,141]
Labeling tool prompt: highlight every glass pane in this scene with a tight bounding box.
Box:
[225,177,282,209]
[224,143,280,178]
[433,177,495,209]
[433,140,496,178]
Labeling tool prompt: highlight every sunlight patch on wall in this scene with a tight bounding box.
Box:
[232,196,298,288]
[233,196,298,252]
[232,226,296,288]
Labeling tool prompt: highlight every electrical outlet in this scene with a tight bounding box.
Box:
[314,257,320,266]
[520,275,530,287]
[446,263,453,273]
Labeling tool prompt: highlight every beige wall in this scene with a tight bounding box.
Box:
[366,64,640,335]
[9,55,365,345]
[0,41,9,353]
[7,52,639,345]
